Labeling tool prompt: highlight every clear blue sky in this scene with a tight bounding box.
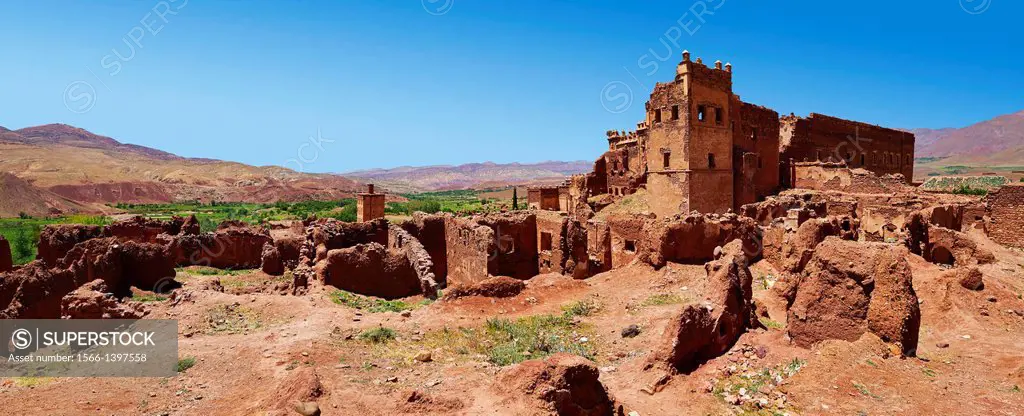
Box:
[1,1,1021,172]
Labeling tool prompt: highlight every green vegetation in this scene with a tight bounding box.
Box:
[177,266,253,276]
[920,175,1007,194]
[853,381,882,399]
[713,358,807,414]
[758,317,784,329]
[0,215,110,265]
[952,184,989,196]
[132,293,168,303]
[330,290,433,313]
[641,293,684,307]
[358,327,397,344]
[176,357,196,373]
[941,165,970,175]
[378,299,599,366]
[115,199,357,231]
[914,157,949,164]
[386,189,504,216]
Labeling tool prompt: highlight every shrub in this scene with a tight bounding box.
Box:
[176,357,196,372]
[359,327,397,344]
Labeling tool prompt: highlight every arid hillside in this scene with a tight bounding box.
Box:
[913,110,1024,165]
[0,124,364,209]
[344,160,592,193]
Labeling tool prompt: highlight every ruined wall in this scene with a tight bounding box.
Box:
[731,100,780,208]
[641,213,761,268]
[388,226,439,298]
[400,213,448,284]
[780,113,915,185]
[476,212,539,280]
[314,243,421,299]
[444,217,494,286]
[528,187,562,211]
[606,214,647,269]
[604,131,646,197]
[172,226,273,269]
[586,220,612,275]
[792,163,911,194]
[985,184,1024,248]
[36,224,105,266]
[536,211,568,274]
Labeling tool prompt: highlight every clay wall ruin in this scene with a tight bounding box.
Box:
[984,184,1024,248]
[780,113,914,187]
[444,216,494,287]
[400,213,448,284]
[731,100,781,208]
[476,212,539,280]
[528,187,562,211]
[536,211,569,274]
[0,236,11,273]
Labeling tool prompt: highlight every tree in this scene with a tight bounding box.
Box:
[512,188,519,210]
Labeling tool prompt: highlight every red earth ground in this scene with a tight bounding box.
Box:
[1,235,1022,415]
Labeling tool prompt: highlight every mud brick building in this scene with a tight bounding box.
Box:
[984,184,1024,248]
[779,113,915,188]
[540,51,916,217]
[356,184,386,223]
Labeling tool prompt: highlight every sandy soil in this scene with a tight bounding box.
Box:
[1,237,1022,415]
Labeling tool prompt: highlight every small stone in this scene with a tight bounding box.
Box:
[294,401,321,416]
[755,345,768,359]
[621,324,641,338]
[301,351,309,357]
[980,310,990,316]
[723,394,741,405]
[425,379,442,387]
[987,296,997,303]
[386,376,399,383]
[149,392,157,398]
[414,351,432,362]
[936,342,949,348]
[194,395,203,400]
[401,310,412,318]
[962,335,972,339]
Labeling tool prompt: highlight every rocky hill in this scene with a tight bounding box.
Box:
[0,124,364,211]
[913,110,1024,165]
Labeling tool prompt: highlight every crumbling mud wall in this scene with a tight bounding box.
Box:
[61,279,146,319]
[985,184,1024,248]
[586,220,612,275]
[104,215,198,243]
[389,226,439,298]
[400,213,448,284]
[0,238,175,319]
[444,217,495,287]
[739,193,825,226]
[905,216,995,268]
[791,164,911,194]
[640,213,760,268]
[36,224,104,266]
[495,353,619,416]
[476,212,539,280]
[305,218,388,258]
[536,211,569,274]
[0,236,11,273]
[313,243,421,299]
[780,113,915,185]
[785,238,920,356]
[763,216,859,278]
[172,225,273,269]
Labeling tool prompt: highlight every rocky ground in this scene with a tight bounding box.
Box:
[1,232,1021,415]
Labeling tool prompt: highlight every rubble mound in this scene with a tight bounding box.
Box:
[740,193,826,226]
[36,224,104,266]
[60,279,147,319]
[495,353,618,416]
[644,240,755,374]
[445,275,526,299]
[786,237,920,356]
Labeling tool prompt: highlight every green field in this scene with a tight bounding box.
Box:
[1,189,517,266]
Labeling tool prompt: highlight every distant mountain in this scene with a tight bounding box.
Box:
[0,123,364,212]
[913,110,1024,165]
[344,161,593,193]
[0,172,98,217]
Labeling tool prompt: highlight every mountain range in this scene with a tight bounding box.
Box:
[343,161,593,193]
[0,108,1021,216]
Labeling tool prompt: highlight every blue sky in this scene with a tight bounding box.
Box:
[0,1,1020,172]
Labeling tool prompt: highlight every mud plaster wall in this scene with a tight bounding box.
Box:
[388,226,438,296]
[535,211,568,274]
[444,217,493,287]
[731,100,780,208]
[985,185,1024,248]
[780,113,914,185]
[586,220,612,275]
[606,215,647,268]
[357,194,386,223]
[477,213,539,280]
[400,213,448,284]
[316,244,420,299]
